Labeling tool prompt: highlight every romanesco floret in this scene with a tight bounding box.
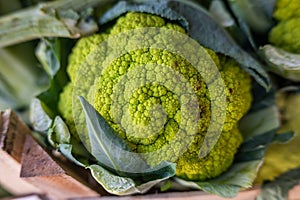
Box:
[273,0,300,21]
[269,0,300,53]
[58,12,252,181]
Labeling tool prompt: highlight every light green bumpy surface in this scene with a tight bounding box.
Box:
[273,0,300,21]
[58,12,252,181]
[269,0,300,53]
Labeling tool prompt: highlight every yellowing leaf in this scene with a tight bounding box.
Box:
[256,93,300,183]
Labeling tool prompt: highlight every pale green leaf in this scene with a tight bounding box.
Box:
[58,144,86,167]
[260,45,300,82]
[48,116,71,147]
[29,98,53,133]
[88,164,175,196]
[36,38,69,114]
[36,38,61,78]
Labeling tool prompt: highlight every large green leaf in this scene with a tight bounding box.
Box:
[57,142,176,196]
[58,140,176,196]
[79,96,176,180]
[59,142,176,196]
[99,0,270,90]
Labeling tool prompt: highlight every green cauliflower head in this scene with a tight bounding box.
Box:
[269,0,300,53]
[58,12,252,181]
